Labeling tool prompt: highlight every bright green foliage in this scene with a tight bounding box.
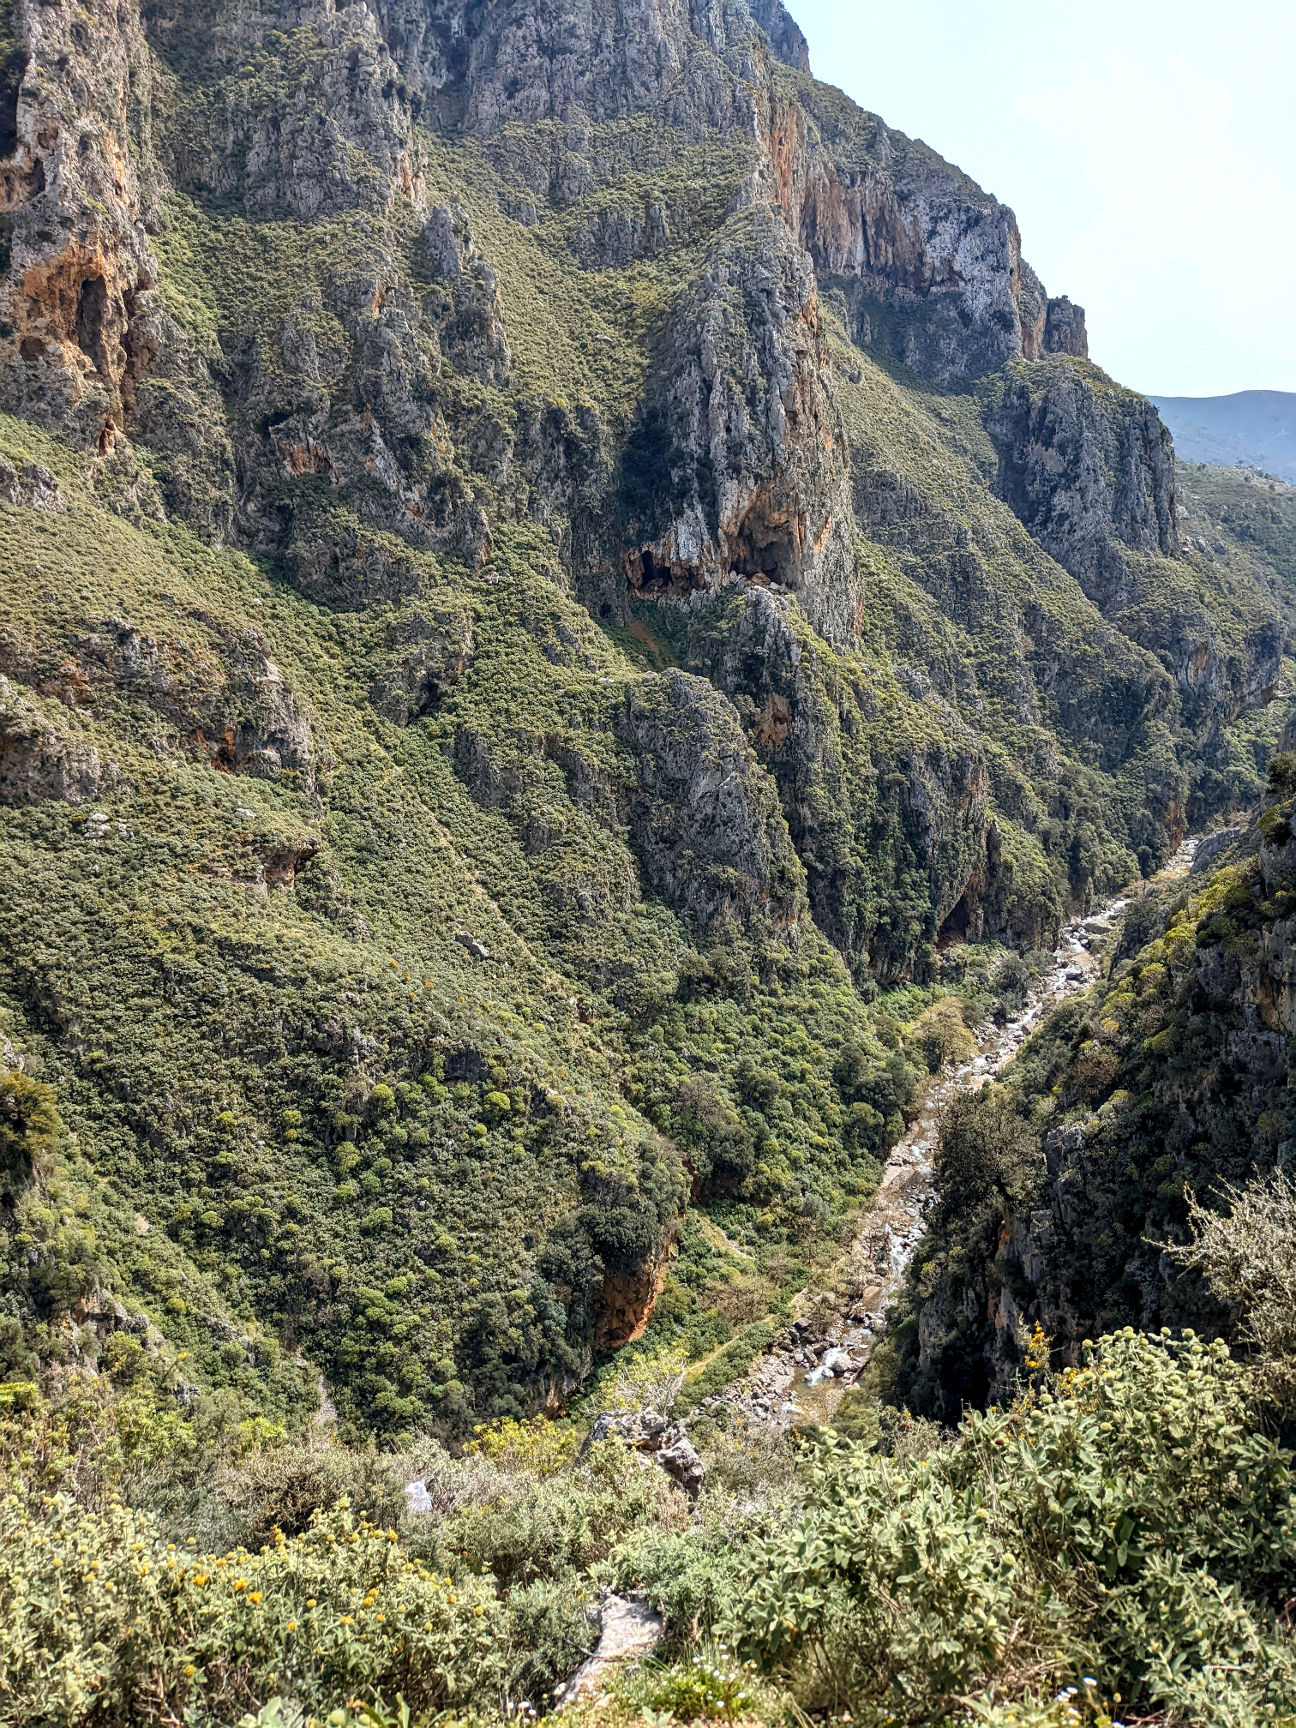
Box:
[3,1326,1295,1725]
[631,1652,759,1722]
[0,402,913,1433]
[0,1065,58,1185]
[421,1434,678,1590]
[724,1331,1296,1726]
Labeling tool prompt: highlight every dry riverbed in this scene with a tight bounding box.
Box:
[698,842,1200,1432]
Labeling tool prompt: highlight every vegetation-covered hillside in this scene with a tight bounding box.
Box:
[2,0,1296,1721]
[895,759,1296,1420]
[1,0,1291,1441]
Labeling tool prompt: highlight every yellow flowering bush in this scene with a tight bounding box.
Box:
[0,1494,508,1725]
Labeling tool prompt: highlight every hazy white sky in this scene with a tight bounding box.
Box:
[785,0,1296,398]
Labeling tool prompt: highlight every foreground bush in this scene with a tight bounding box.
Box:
[0,1496,508,1725]
[724,1330,1296,1726]
[5,1324,1296,1725]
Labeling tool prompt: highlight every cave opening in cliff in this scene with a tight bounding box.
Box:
[74,273,111,376]
[625,548,705,599]
[0,46,26,160]
[938,882,979,948]
[730,502,800,589]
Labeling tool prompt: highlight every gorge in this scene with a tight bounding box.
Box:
[1,1,1295,1723]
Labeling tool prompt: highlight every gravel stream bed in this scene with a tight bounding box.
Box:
[697,842,1200,1432]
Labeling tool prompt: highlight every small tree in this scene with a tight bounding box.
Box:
[1170,1169,1296,1401]
[1265,750,1296,801]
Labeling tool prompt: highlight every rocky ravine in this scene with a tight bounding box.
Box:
[708,843,1201,1431]
[0,0,1291,1437]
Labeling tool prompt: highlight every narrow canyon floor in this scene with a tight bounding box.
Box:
[704,840,1203,1433]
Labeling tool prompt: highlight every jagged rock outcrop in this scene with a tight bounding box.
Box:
[0,614,314,791]
[226,249,494,591]
[671,583,992,980]
[154,2,426,221]
[983,357,1179,609]
[370,602,475,726]
[0,678,122,806]
[566,198,672,270]
[745,0,810,71]
[579,1406,706,1500]
[413,204,513,385]
[382,0,807,136]
[615,668,805,935]
[384,0,1076,392]
[1042,294,1088,358]
[982,357,1287,725]
[620,204,858,646]
[0,453,62,511]
[766,93,1089,387]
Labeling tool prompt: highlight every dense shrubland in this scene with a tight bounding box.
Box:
[7,696,1296,1725]
[2,45,1292,1450]
[3,1321,1294,1722]
[4,1161,1296,1727]
[9,785,1296,1725]
[1,1,1295,1720]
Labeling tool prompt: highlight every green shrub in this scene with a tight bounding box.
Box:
[635,1651,759,1721]
[0,1064,58,1194]
[723,1330,1296,1723]
[1171,1168,1296,1401]
[675,1323,777,1416]
[422,1436,683,1589]
[0,1495,511,1725]
[213,1440,407,1551]
[606,1481,803,1653]
[905,998,976,1075]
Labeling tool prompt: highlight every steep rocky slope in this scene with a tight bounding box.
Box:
[0,0,1293,1435]
[897,781,1296,1420]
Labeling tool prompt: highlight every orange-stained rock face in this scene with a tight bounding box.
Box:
[593,1252,669,1353]
[756,80,1085,386]
[11,242,154,449]
[0,0,159,451]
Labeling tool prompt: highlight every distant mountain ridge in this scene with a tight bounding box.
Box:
[1151,389,1296,482]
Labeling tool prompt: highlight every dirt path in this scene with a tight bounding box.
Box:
[698,841,1199,1430]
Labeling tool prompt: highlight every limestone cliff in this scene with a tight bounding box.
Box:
[765,84,1085,386]
[0,0,161,453]
[619,201,857,646]
[0,0,1292,1434]
[983,357,1178,608]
